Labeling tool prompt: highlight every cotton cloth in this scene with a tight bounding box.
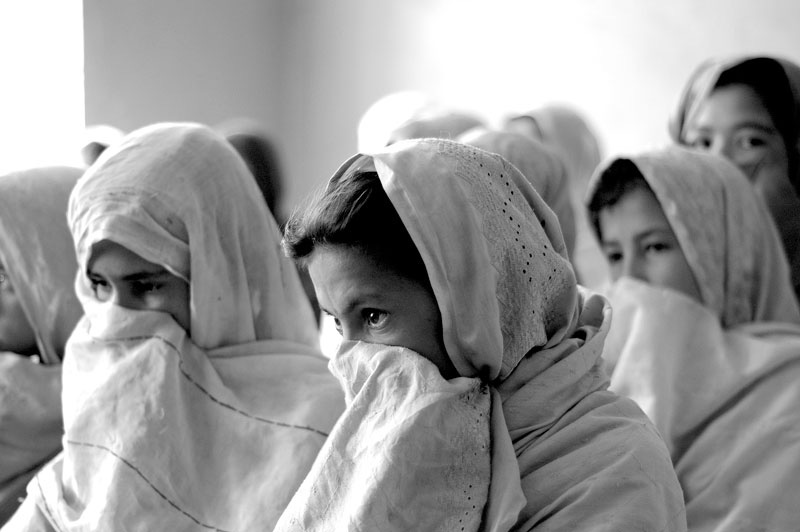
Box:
[504,106,606,289]
[604,279,800,532]
[589,147,800,530]
[5,123,344,532]
[668,55,800,295]
[588,147,800,327]
[0,167,83,524]
[458,127,577,262]
[276,139,686,531]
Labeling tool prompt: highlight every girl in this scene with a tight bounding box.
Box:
[5,123,344,531]
[0,167,83,525]
[277,138,686,531]
[670,55,800,298]
[587,146,800,531]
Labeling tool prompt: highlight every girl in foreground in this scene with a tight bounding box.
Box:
[587,147,800,531]
[4,123,344,531]
[278,138,686,531]
[0,167,83,524]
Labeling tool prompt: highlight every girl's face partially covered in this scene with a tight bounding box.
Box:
[685,84,794,219]
[598,187,703,304]
[0,265,37,355]
[307,245,457,379]
[87,240,191,332]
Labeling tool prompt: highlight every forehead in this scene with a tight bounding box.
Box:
[87,240,165,276]
[307,246,425,305]
[598,187,671,238]
[692,84,775,128]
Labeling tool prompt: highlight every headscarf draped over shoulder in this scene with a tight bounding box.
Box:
[277,139,685,532]
[11,124,343,532]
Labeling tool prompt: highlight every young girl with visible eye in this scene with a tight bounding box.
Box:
[670,56,800,298]
[587,146,800,531]
[4,123,344,531]
[276,138,686,531]
[0,167,83,525]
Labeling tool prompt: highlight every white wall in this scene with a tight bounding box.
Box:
[84,0,800,211]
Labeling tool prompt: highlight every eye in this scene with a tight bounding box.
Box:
[88,274,110,298]
[604,250,623,264]
[643,242,671,254]
[689,135,713,150]
[363,309,388,329]
[0,270,10,291]
[131,281,162,295]
[736,134,767,150]
[332,317,342,335]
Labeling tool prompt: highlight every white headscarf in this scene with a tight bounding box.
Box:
[588,146,800,327]
[589,147,800,531]
[457,127,577,264]
[12,123,344,532]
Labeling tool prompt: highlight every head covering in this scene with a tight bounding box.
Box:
[276,139,685,532]
[0,166,82,524]
[506,105,603,195]
[592,146,800,530]
[457,127,577,260]
[217,118,284,222]
[69,122,316,350]
[357,91,440,152]
[0,167,83,364]
[504,105,607,288]
[587,146,800,327]
[387,109,485,146]
[669,56,800,194]
[16,123,344,531]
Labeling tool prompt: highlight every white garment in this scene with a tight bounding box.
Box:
[5,123,344,531]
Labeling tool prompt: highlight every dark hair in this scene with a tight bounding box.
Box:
[586,159,651,240]
[283,170,429,285]
[715,58,797,176]
[225,132,284,222]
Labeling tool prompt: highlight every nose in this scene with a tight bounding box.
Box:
[108,287,138,310]
[707,136,735,160]
[621,254,647,284]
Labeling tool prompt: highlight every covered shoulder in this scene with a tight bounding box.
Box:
[513,390,686,532]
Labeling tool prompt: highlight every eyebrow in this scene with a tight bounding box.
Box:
[601,228,674,246]
[86,268,171,282]
[693,121,777,133]
[320,292,387,317]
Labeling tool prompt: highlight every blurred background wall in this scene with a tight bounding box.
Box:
[79,0,800,210]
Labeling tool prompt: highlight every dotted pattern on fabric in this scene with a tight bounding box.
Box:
[374,139,577,380]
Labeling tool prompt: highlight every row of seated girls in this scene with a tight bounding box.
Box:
[0,54,798,531]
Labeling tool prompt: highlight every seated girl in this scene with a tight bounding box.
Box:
[586,146,800,531]
[5,123,344,531]
[277,138,686,531]
[0,167,83,525]
[669,55,800,298]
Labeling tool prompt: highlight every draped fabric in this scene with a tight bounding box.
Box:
[590,147,800,530]
[276,139,686,531]
[457,128,577,263]
[5,123,344,532]
[505,106,607,289]
[0,167,82,525]
[588,147,800,327]
[604,279,800,532]
[668,55,800,295]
